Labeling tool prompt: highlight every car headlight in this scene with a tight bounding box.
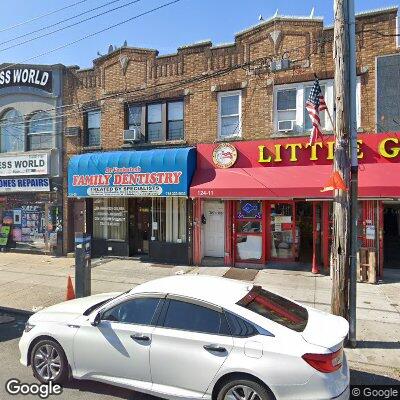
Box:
[24,323,35,333]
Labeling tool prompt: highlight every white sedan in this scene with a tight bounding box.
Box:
[19,275,350,400]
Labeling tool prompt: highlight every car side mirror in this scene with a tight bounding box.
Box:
[89,311,101,326]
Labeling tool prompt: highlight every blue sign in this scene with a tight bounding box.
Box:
[0,177,50,192]
[68,148,196,198]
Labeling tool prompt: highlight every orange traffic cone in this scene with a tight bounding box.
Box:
[311,252,320,274]
[66,276,75,300]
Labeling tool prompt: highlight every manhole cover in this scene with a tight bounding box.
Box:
[0,315,16,324]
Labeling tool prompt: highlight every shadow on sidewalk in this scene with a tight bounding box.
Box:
[356,340,400,349]
[64,379,158,399]
[351,369,400,385]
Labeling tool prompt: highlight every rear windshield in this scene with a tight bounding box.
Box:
[237,286,308,332]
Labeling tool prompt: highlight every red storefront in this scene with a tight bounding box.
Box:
[190,133,400,279]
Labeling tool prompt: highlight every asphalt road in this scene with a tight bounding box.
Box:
[0,309,399,400]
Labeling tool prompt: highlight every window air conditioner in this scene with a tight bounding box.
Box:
[278,120,295,132]
[123,128,141,142]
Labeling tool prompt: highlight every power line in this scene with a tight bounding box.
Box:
[0,24,393,133]
[0,0,183,73]
[0,0,141,53]
[0,0,90,34]
[0,32,355,131]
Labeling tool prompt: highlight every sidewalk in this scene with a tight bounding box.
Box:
[0,253,399,381]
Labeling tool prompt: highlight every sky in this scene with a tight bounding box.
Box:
[0,0,397,68]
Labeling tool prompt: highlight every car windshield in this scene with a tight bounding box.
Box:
[83,290,130,316]
[237,286,308,332]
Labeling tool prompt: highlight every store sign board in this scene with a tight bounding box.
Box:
[0,178,50,193]
[0,153,49,176]
[196,133,400,170]
[68,148,196,198]
[0,68,52,92]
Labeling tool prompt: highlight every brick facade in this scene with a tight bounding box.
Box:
[62,7,399,254]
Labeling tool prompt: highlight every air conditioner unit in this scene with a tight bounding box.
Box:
[123,128,141,142]
[64,126,81,137]
[278,120,295,132]
[270,59,291,72]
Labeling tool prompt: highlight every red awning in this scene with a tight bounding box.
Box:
[190,163,400,199]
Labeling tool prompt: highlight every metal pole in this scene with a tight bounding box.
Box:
[348,0,358,348]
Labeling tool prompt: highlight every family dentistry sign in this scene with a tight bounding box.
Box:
[0,68,52,92]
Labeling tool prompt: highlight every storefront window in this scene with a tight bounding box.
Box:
[236,200,263,261]
[0,194,60,252]
[93,198,128,241]
[271,203,294,259]
[151,197,186,243]
[0,109,24,153]
[237,200,262,219]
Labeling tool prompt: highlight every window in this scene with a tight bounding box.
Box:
[93,198,128,241]
[28,111,54,150]
[127,104,142,132]
[274,79,361,135]
[102,297,160,325]
[0,109,24,153]
[126,100,184,143]
[147,103,162,141]
[236,200,263,261]
[218,91,242,138]
[276,89,297,131]
[85,110,101,147]
[167,101,184,140]
[238,287,308,332]
[163,299,228,335]
[224,311,259,337]
[151,197,186,243]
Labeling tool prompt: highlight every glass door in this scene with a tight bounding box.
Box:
[235,200,264,263]
[270,202,296,260]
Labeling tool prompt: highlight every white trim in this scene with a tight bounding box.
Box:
[217,90,242,139]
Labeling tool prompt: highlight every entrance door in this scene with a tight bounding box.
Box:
[384,205,400,268]
[204,201,225,258]
[129,198,151,255]
[270,202,296,260]
[136,198,151,254]
[295,202,313,263]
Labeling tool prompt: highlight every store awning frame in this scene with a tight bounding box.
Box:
[190,163,400,199]
[68,147,196,198]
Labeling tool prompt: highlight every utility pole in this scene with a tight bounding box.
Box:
[331,0,351,320]
[347,0,358,348]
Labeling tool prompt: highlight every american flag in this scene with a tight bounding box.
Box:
[306,79,327,145]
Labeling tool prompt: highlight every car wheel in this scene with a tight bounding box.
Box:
[31,339,68,384]
[217,378,272,400]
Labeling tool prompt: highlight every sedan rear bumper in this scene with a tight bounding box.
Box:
[332,386,349,400]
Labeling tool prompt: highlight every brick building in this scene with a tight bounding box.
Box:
[63,7,400,276]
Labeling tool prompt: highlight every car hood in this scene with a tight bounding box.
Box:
[302,307,349,351]
[28,292,120,324]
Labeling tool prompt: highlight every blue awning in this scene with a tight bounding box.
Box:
[68,147,196,198]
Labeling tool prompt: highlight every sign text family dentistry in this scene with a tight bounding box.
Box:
[72,167,183,197]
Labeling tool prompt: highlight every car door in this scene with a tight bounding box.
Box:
[73,295,163,389]
[150,296,234,398]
